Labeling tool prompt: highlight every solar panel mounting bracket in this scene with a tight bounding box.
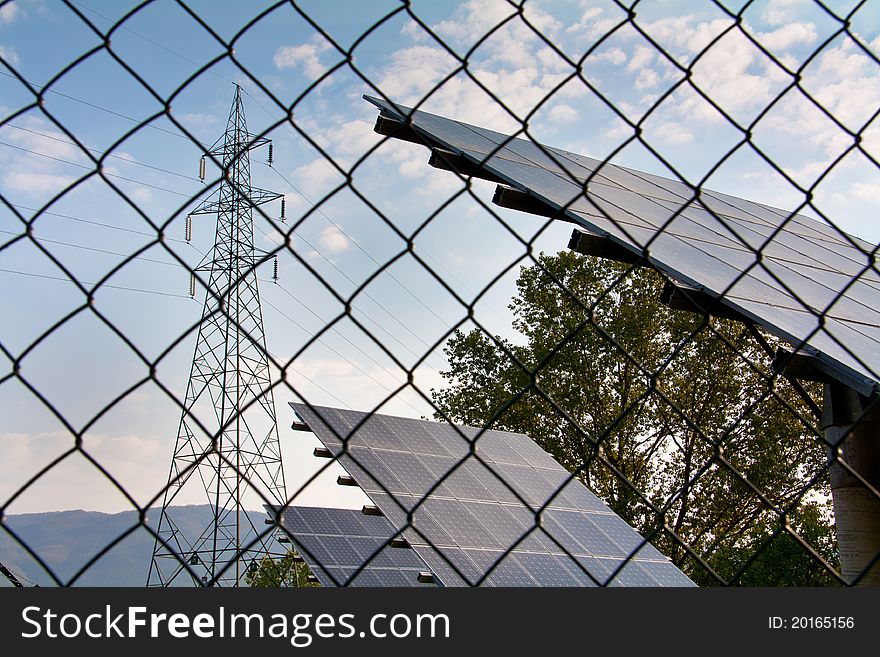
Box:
[428,148,506,183]
[493,185,576,223]
[568,228,645,266]
[373,114,425,145]
[659,280,747,322]
[772,348,838,384]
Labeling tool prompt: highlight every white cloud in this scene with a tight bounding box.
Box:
[179,112,217,126]
[323,118,382,158]
[566,5,603,34]
[3,171,75,196]
[0,43,19,65]
[0,430,167,513]
[373,44,459,107]
[627,45,654,73]
[680,29,776,122]
[635,68,659,90]
[651,121,694,145]
[761,0,809,27]
[851,181,880,202]
[274,39,331,79]
[757,39,880,166]
[548,104,578,123]
[318,225,350,253]
[641,15,730,56]
[595,47,627,65]
[292,158,345,197]
[756,22,817,52]
[2,117,80,160]
[432,0,561,71]
[379,139,430,180]
[131,187,152,203]
[0,2,19,25]
[401,19,428,43]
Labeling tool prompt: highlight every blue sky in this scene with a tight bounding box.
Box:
[1,0,878,514]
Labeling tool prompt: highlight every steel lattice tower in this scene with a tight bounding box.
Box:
[148,86,286,587]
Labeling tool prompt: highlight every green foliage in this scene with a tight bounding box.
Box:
[694,501,839,586]
[432,251,837,585]
[245,550,320,588]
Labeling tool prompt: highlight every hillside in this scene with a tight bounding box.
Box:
[0,506,274,587]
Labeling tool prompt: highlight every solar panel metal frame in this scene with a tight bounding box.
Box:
[291,403,695,587]
[364,95,880,397]
[275,505,438,587]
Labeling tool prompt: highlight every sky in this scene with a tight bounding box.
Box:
[0,0,878,516]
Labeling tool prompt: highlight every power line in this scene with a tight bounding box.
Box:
[8,201,434,392]
[1,122,201,183]
[3,18,508,332]
[71,0,239,89]
[3,52,499,353]
[264,163,452,328]
[260,294,425,416]
[0,228,186,268]
[6,203,194,246]
[0,266,192,299]
[4,135,446,368]
[0,270,352,411]
[2,217,428,414]
[262,275,433,391]
[3,113,449,375]
[0,69,205,148]
[253,222,432,362]
[0,139,195,198]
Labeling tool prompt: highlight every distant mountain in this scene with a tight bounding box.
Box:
[0,506,274,587]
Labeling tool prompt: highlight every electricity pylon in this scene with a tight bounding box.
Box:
[148,85,286,587]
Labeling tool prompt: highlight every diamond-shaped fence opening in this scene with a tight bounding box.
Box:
[0,0,878,588]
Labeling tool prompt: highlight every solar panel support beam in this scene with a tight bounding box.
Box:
[492,185,576,223]
[659,281,747,322]
[373,115,425,145]
[428,148,506,183]
[567,228,644,266]
[773,349,838,385]
[823,383,880,586]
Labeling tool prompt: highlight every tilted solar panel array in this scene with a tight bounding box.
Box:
[364,95,880,396]
[291,403,694,587]
[277,505,437,587]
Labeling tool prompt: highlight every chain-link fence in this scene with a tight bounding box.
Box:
[0,0,878,587]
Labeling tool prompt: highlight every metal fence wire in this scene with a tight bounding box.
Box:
[1,0,878,587]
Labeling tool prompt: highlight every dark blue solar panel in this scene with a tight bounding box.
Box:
[474,429,530,466]
[364,96,880,396]
[278,505,437,587]
[291,403,695,587]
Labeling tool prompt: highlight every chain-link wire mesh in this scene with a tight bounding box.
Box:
[0,0,878,587]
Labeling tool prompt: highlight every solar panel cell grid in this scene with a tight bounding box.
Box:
[291,403,695,587]
[366,96,880,393]
[278,506,437,587]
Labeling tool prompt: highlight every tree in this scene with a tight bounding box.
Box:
[245,550,320,587]
[432,250,837,584]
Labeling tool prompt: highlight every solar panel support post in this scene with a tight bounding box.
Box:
[823,383,880,586]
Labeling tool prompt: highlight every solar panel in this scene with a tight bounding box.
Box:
[364,95,880,396]
[277,505,438,587]
[291,403,695,587]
